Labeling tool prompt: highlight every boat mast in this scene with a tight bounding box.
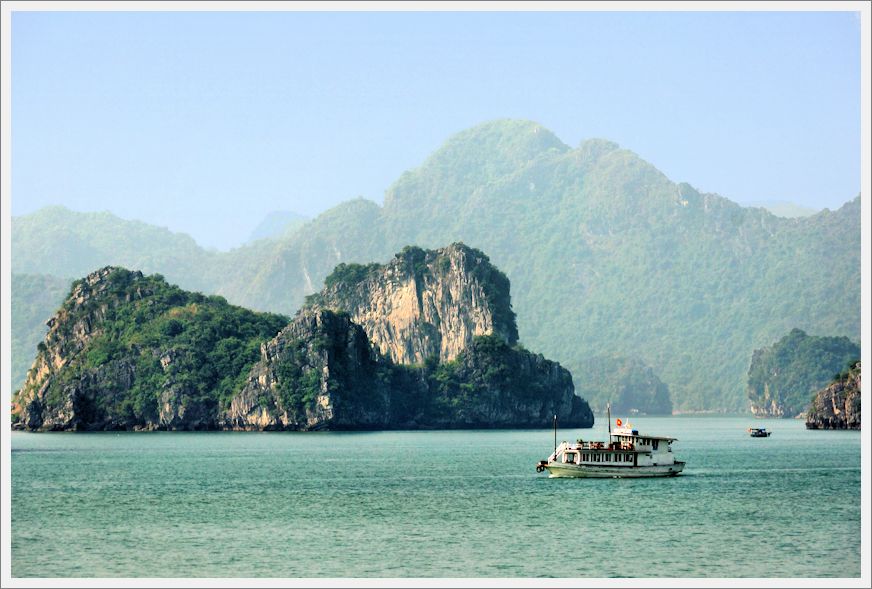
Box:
[553,414,557,455]
[607,402,611,435]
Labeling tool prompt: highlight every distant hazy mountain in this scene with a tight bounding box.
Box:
[11,274,74,393]
[11,120,861,412]
[10,208,247,390]
[744,200,819,218]
[12,206,215,290]
[574,356,673,416]
[209,120,859,412]
[246,211,309,243]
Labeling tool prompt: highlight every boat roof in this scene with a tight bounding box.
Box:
[612,434,677,441]
[610,428,677,441]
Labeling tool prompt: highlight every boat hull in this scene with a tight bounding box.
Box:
[544,461,685,478]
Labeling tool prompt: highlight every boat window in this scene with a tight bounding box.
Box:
[653,440,659,450]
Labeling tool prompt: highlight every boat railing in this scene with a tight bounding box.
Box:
[569,440,636,451]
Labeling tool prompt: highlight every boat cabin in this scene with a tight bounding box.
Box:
[551,424,679,468]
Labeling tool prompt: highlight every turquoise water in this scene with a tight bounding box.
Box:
[11,416,861,578]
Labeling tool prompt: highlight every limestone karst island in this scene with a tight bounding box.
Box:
[12,243,593,431]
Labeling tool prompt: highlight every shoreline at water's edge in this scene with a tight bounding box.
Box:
[9,421,598,433]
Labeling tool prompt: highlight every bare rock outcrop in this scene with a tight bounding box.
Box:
[310,244,518,364]
[806,361,861,430]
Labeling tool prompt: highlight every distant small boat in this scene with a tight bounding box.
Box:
[748,427,772,438]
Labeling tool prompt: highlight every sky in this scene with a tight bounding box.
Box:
[11,9,862,250]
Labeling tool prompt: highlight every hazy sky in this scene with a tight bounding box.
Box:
[12,10,861,250]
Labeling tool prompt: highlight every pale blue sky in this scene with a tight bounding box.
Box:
[12,10,861,250]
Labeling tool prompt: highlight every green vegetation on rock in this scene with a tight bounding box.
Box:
[746,328,860,418]
[14,268,288,430]
[323,262,382,290]
[15,250,592,431]
[414,334,593,428]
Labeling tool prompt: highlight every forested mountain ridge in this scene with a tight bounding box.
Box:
[12,206,215,288]
[12,119,860,411]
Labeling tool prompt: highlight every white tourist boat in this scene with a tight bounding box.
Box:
[535,410,685,478]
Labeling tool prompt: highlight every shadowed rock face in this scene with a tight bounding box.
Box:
[224,310,592,431]
[311,243,518,365]
[224,309,391,431]
[429,335,593,429]
[806,362,861,430]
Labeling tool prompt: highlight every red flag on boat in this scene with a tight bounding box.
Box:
[616,418,622,427]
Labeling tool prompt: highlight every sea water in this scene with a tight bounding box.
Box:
[10,416,861,578]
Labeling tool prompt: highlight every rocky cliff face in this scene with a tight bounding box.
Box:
[310,244,518,365]
[224,309,391,430]
[224,316,592,430]
[806,362,861,430]
[12,266,288,431]
[14,248,592,432]
[14,267,149,430]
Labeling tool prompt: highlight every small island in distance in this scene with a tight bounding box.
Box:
[12,243,593,432]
